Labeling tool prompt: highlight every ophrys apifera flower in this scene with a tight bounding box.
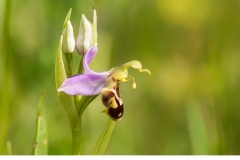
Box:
[58,44,151,121]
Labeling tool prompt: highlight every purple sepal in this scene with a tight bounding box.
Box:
[58,73,108,95]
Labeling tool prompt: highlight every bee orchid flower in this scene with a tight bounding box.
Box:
[58,43,151,121]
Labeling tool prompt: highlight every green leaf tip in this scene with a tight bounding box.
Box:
[34,93,48,155]
[93,119,116,155]
[62,8,72,31]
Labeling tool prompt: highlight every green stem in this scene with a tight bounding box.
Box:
[71,57,88,155]
[72,95,97,155]
[78,57,83,74]
[65,52,84,154]
[71,118,82,155]
[0,0,12,155]
[55,36,81,155]
[64,53,73,77]
[73,57,83,107]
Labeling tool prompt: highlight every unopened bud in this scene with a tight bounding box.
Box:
[76,9,98,55]
[62,20,75,54]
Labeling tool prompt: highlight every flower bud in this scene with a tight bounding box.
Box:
[76,9,98,55]
[62,20,75,54]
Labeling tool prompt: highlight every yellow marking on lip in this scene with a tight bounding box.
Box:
[118,112,122,117]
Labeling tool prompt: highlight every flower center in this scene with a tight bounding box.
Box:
[108,60,151,90]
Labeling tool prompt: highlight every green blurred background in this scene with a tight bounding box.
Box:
[1,0,240,155]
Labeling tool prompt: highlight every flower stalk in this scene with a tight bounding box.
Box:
[55,35,81,154]
[64,53,73,77]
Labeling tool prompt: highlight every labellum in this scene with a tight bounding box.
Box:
[101,83,124,121]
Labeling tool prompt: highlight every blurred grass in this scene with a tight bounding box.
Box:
[186,98,209,154]
[0,0,240,155]
[0,0,12,154]
[34,93,48,155]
